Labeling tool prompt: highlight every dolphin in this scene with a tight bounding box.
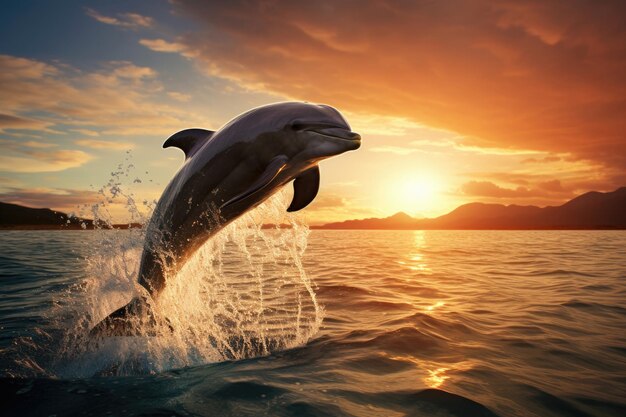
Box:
[90,102,361,336]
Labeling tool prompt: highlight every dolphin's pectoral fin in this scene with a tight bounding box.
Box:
[287,166,320,212]
[163,128,215,159]
[221,155,289,209]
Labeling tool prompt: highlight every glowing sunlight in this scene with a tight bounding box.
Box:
[386,175,441,216]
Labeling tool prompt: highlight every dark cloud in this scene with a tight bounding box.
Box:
[460,174,626,201]
[459,179,592,204]
[537,179,565,192]
[461,181,540,199]
[170,0,626,169]
[463,166,626,193]
[521,155,562,164]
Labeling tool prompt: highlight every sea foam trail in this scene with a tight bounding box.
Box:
[50,161,322,377]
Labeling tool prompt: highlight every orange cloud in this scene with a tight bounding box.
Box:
[74,139,134,150]
[167,92,192,102]
[70,129,100,137]
[0,150,93,173]
[0,138,93,173]
[521,155,562,164]
[170,0,626,169]
[22,141,58,148]
[0,113,53,133]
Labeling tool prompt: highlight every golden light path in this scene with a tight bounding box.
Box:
[384,230,474,389]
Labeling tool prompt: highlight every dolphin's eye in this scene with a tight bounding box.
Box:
[291,123,308,131]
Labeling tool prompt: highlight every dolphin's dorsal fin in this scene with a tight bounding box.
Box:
[163,128,214,159]
[287,166,320,212]
[220,155,289,209]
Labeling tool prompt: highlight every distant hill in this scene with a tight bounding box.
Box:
[316,187,626,230]
[1,187,624,230]
[0,202,139,230]
[315,211,420,230]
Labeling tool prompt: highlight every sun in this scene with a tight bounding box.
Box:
[403,178,438,201]
[385,175,441,216]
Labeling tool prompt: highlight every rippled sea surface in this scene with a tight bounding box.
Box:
[1,230,625,417]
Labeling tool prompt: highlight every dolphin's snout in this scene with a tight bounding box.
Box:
[314,127,361,142]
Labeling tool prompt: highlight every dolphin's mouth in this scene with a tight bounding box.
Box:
[311,127,361,142]
[296,124,361,143]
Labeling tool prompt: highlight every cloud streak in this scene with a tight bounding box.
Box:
[0,187,104,215]
[0,55,206,137]
[0,113,53,133]
[86,8,154,29]
[0,150,93,173]
[74,139,134,150]
[139,38,190,54]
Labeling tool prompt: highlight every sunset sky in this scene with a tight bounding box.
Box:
[1,0,625,224]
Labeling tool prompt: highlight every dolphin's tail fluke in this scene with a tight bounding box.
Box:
[89,295,165,337]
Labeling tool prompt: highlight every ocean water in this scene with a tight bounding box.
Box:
[1,228,625,417]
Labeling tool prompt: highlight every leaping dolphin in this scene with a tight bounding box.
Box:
[90,102,361,336]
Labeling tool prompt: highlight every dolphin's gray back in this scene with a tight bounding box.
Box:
[137,102,351,296]
[137,121,271,294]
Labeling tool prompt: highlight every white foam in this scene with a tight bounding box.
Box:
[54,158,322,377]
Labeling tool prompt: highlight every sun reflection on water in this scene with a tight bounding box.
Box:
[382,352,473,389]
[425,301,445,312]
[381,231,474,389]
[425,367,450,388]
[397,231,433,273]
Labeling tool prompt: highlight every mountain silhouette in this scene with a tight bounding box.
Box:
[317,187,626,230]
[0,202,138,230]
[1,187,624,230]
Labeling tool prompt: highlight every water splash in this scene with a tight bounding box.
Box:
[50,159,322,377]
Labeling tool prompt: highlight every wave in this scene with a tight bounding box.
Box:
[0,375,500,417]
[3,162,324,378]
